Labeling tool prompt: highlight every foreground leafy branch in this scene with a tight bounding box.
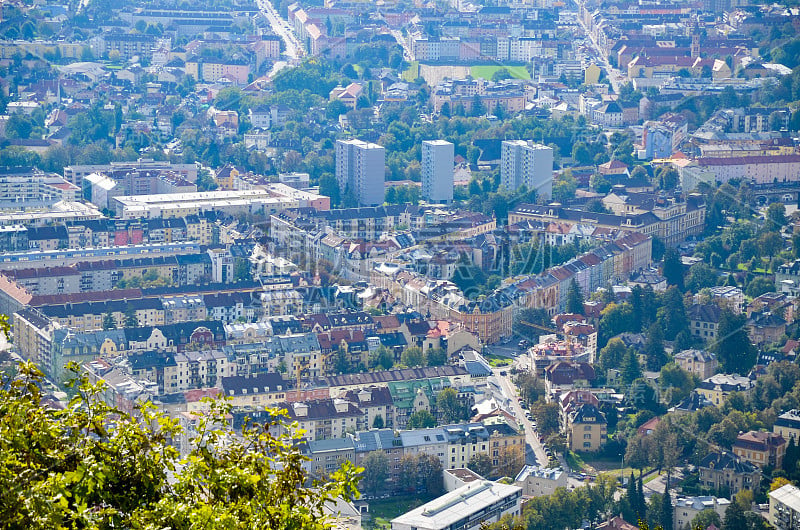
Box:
[0,361,360,529]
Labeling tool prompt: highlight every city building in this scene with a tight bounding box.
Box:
[565,401,607,452]
[673,497,730,530]
[514,466,567,497]
[422,140,454,204]
[774,410,800,444]
[335,139,386,207]
[697,374,755,406]
[698,451,761,495]
[500,140,553,199]
[674,349,718,379]
[770,483,800,530]
[733,431,786,469]
[391,480,522,530]
[688,303,722,341]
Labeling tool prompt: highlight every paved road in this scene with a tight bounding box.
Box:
[572,0,624,94]
[257,0,304,72]
[493,365,549,466]
[389,29,413,62]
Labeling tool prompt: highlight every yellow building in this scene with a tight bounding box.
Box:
[566,402,607,452]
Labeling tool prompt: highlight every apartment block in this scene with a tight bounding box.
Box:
[335,139,386,207]
[500,140,553,199]
[422,140,454,204]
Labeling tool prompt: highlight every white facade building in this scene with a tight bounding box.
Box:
[422,140,454,204]
[391,480,522,530]
[500,140,553,199]
[770,483,800,530]
[335,139,385,207]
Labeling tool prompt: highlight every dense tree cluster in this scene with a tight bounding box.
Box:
[0,361,360,529]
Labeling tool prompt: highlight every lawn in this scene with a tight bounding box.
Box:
[565,450,587,472]
[401,61,420,82]
[364,495,434,529]
[470,64,531,80]
[484,354,512,367]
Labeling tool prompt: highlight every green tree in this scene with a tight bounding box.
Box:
[334,346,352,374]
[369,345,394,371]
[426,347,447,367]
[531,399,560,435]
[621,348,642,386]
[0,362,360,529]
[123,307,138,328]
[691,508,721,530]
[686,262,717,293]
[470,94,486,117]
[436,387,467,424]
[660,480,673,530]
[515,372,545,404]
[714,309,756,374]
[372,414,384,429]
[102,311,116,330]
[644,322,667,372]
[407,409,436,429]
[722,499,748,530]
[598,338,629,377]
[571,142,592,165]
[415,453,444,496]
[662,247,684,289]
[360,451,390,496]
[552,171,578,203]
[400,346,425,367]
[766,202,787,232]
[658,287,687,341]
[745,276,775,298]
[659,363,694,405]
[566,279,585,315]
[467,453,493,478]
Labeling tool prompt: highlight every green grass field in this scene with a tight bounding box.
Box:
[470,65,531,80]
[484,354,512,367]
[401,61,420,82]
[365,495,434,529]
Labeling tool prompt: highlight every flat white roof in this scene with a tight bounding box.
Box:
[391,480,521,530]
[771,484,800,512]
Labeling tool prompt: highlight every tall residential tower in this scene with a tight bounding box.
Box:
[335,139,385,206]
[422,140,454,204]
[500,140,553,199]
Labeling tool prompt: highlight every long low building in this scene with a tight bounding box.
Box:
[112,185,329,219]
[391,480,522,530]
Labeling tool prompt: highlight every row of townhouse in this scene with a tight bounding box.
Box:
[15,301,480,384]
[0,248,234,297]
[509,195,704,247]
[370,232,651,344]
[370,262,515,345]
[34,290,266,332]
[14,308,228,384]
[302,421,525,482]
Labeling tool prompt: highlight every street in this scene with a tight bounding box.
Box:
[490,354,592,489]
[572,0,624,94]
[257,0,304,78]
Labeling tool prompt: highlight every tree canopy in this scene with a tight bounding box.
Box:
[0,361,360,529]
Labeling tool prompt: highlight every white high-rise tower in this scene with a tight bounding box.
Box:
[500,140,554,199]
[422,140,454,204]
[335,139,386,206]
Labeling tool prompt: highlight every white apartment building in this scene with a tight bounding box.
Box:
[500,140,553,199]
[391,480,522,530]
[770,483,800,530]
[422,140,454,204]
[335,139,386,206]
